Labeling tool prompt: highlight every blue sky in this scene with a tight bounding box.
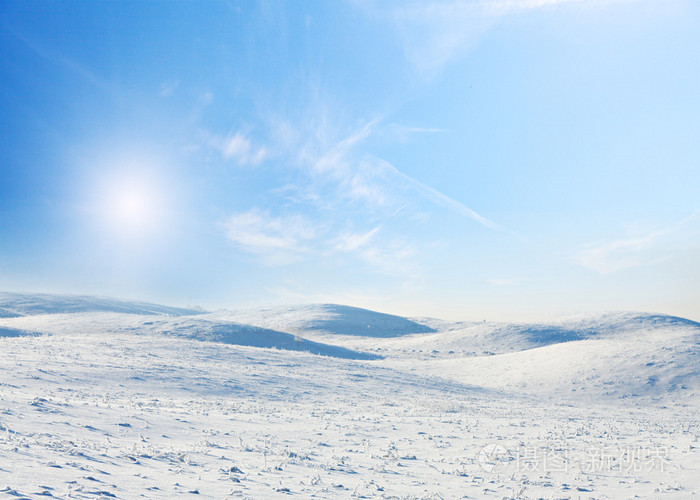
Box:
[1,0,699,321]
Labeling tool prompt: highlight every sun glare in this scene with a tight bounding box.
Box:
[95,169,170,241]
[109,186,150,229]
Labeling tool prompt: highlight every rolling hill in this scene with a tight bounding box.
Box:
[0,292,698,498]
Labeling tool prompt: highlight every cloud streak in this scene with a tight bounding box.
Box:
[290,116,500,229]
[211,131,267,166]
[223,207,421,277]
[356,0,621,77]
[372,157,502,230]
[224,209,316,265]
[334,227,381,252]
[219,103,501,276]
[9,26,117,98]
[574,211,700,274]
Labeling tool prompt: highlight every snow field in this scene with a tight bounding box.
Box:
[0,295,698,498]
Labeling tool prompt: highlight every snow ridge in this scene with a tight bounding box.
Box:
[0,293,699,498]
[0,291,204,317]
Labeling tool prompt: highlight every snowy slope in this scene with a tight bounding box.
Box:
[215,306,700,404]
[6,330,695,499]
[0,311,379,361]
[298,311,700,359]
[405,321,699,401]
[0,293,698,498]
[211,303,436,337]
[0,326,34,338]
[0,291,203,317]
[1,294,698,402]
[390,312,700,402]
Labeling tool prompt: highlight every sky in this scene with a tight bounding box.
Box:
[1,0,699,322]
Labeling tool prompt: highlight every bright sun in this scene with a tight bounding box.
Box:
[110,187,150,228]
[100,173,167,239]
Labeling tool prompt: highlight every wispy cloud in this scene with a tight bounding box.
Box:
[333,226,381,252]
[270,117,392,208]
[334,227,420,276]
[223,209,316,265]
[211,131,267,166]
[9,26,116,97]
[357,239,420,277]
[219,102,500,275]
[159,80,180,97]
[391,125,447,134]
[223,207,421,276]
[387,123,449,143]
[575,232,665,274]
[355,0,619,77]
[574,211,700,274]
[286,115,499,229]
[310,120,377,175]
[370,157,502,230]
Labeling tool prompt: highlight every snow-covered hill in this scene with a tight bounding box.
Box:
[0,311,380,361]
[2,294,698,402]
[212,303,437,337]
[409,319,699,401]
[0,325,33,338]
[0,291,203,317]
[0,293,698,498]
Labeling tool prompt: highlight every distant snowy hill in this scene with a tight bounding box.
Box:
[0,294,380,360]
[212,304,700,403]
[0,291,204,317]
[394,312,700,402]
[213,303,436,338]
[1,292,698,402]
[0,326,34,338]
[141,315,382,360]
[359,311,700,357]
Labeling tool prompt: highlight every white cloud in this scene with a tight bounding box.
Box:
[224,209,316,265]
[285,115,500,229]
[270,117,388,208]
[344,158,393,207]
[391,125,446,134]
[198,91,214,107]
[334,227,381,252]
[387,123,448,143]
[310,120,376,175]
[159,80,180,97]
[390,2,497,77]
[12,27,116,96]
[355,0,619,77]
[220,107,501,274]
[223,206,420,276]
[358,239,420,277]
[213,131,267,166]
[575,233,664,274]
[574,211,700,274]
[369,156,502,230]
[334,226,420,277]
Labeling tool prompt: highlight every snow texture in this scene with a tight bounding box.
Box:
[0,293,698,498]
